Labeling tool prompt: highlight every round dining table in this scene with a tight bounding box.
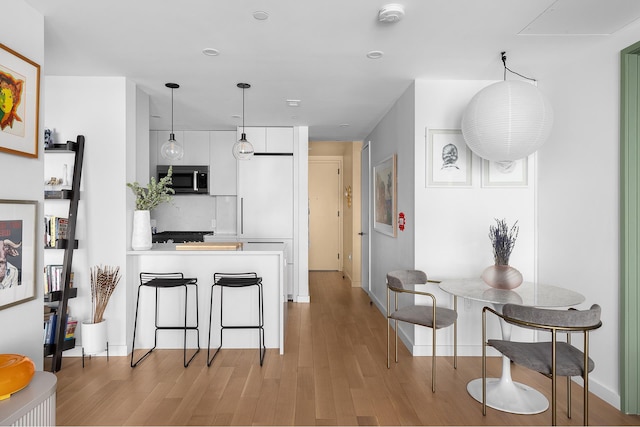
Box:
[439,278,585,415]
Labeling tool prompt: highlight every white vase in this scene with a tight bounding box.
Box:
[132,210,152,250]
[82,319,107,355]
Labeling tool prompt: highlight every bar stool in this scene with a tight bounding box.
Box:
[207,272,265,366]
[131,272,200,367]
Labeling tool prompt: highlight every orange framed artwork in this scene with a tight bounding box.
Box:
[0,44,40,158]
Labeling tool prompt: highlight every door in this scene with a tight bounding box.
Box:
[309,159,341,270]
[361,143,370,294]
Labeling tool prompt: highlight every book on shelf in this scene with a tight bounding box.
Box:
[44,264,74,293]
[44,313,58,345]
[44,216,69,248]
[65,318,77,340]
[43,311,76,344]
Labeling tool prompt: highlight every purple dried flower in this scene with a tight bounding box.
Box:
[489,219,519,265]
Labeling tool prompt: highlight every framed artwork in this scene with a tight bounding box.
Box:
[373,154,397,237]
[0,200,37,310]
[0,43,41,158]
[482,158,528,187]
[426,128,472,187]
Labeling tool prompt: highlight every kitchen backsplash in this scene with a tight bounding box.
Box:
[152,194,237,234]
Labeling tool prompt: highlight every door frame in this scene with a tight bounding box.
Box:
[620,40,640,413]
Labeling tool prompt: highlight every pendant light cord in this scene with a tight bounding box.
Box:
[171,87,174,134]
[242,86,246,133]
[501,51,536,83]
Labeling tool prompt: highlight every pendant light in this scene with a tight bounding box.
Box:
[461,52,554,163]
[233,82,254,160]
[160,83,184,161]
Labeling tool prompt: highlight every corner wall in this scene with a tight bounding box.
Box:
[364,82,417,343]
[1,0,45,367]
[538,18,640,410]
[44,76,130,356]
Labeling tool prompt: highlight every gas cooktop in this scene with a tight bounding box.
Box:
[152,231,213,243]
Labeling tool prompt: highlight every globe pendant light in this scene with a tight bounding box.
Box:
[160,83,184,161]
[461,52,553,163]
[232,83,254,160]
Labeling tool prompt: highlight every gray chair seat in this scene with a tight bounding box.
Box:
[488,340,595,377]
[390,305,457,329]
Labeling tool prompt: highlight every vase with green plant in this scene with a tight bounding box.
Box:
[481,218,523,289]
[82,265,121,355]
[127,166,174,250]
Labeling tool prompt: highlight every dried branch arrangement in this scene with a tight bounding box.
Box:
[488,218,519,265]
[90,265,121,324]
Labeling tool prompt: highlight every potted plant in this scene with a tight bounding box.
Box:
[82,265,121,355]
[481,218,523,289]
[127,166,174,250]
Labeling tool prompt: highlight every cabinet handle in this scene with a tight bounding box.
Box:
[193,171,198,191]
[240,198,244,234]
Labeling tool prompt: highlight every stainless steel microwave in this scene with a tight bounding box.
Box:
[157,165,208,194]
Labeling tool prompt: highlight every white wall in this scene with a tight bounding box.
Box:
[414,80,537,355]
[0,0,45,368]
[45,76,130,356]
[364,83,417,343]
[538,19,640,409]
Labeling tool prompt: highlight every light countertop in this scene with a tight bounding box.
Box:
[127,242,286,255]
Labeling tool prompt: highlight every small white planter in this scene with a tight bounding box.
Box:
[132,210,152,250]
[82,319,107,355]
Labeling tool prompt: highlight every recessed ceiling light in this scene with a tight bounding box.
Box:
[378,4,405,23]
[231,114,242,119]
[367,50,384,59]
[202,48,220,56]
[286,99,301,107]
[339,123,350,127]
[253,11,269,20]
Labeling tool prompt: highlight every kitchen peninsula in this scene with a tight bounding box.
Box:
[127,242,286,354]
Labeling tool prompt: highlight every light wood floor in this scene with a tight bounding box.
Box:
[47,271,640,426]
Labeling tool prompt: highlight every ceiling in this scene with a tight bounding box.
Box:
[24,0,640,142]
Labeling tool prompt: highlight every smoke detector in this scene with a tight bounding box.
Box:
[378,4,405,23]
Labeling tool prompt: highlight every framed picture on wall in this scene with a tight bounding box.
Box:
[0,200,37,310]
[0,43,41,158]
[373,154,397,237]
[482,158,528,187]
[426,128,472,187]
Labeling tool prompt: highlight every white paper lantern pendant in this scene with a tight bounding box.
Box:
[461,52,553,163]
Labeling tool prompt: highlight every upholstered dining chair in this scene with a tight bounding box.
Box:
[386,270,458,392]
[482,303,602,426]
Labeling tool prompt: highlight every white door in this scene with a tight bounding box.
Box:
[361,144,370,294]
[308,159,341,270]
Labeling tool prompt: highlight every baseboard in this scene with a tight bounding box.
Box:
[61,344,128,357]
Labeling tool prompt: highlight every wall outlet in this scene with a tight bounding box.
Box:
[211,219,217,229]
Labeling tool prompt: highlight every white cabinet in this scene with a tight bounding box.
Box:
[237,127,293,153]
[238,127,267,152]
[153,130,209,165]
[237,155,293,238]
[209,131,237,195]
[266,127,294,153]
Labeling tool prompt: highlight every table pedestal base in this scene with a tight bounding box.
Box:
[467,378,549,415]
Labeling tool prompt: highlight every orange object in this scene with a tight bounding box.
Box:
[0,354,35,400]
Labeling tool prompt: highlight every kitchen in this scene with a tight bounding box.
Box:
[41,76,309,360]
[126,126,302,354]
